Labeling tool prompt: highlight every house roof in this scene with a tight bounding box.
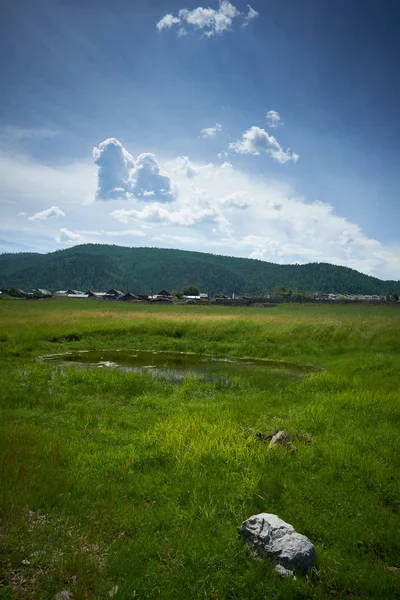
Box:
[67,294,89,298]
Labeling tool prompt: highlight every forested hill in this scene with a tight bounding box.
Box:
[0,244,399,296]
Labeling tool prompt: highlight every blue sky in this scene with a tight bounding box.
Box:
[1,0,399,279]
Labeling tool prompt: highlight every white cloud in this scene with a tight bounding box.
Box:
[58,228,81,243]
[106,229,146,238]
[165,156,198,178]
[133,153,176,202]
[110,202,232,234]
[157,1,257,37]
[1,149,400,281]
[229,126,299,163]
[156,13,180,30]
[266,110,282,128]
[219,191,251,209]
[93,138,135,200]
[93,139,176,202]
[201,123,222,138]
[243,5,259,27]
[29,205,66,221]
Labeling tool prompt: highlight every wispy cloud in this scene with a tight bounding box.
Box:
[2,149,400,280]
[156,1,259,37]
[243,5,259,27]
[29,206,66,221]
[201,123,222,138]
[229,126,299,163]
[0,126,58,142]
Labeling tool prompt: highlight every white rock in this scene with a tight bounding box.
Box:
[274,564,295,578]
[54,592,71,600]
[240,513,315,574]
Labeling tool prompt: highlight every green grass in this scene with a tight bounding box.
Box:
[1,298,400,599]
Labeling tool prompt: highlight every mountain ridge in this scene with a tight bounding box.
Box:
[0,244,399,296]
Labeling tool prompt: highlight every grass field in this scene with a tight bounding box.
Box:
[1,298,400,599]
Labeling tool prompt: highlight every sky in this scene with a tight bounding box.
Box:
[1,0,400,280]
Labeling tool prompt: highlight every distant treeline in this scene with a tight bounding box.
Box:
[0,243,399,297]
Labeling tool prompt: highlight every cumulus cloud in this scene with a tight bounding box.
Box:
[2,148,400,281]
[266,110,282,128]
[156,13,180,30]
[133,153,176,202]
[29,206,66,221]
[201,123,222,138]
[165,156,198,178]
[156,1,258,37]
[93,139,176,202]
[58,228,81,243]
[229,126,299,163]
[93,138,135,200]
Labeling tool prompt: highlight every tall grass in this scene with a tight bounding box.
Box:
[1,299,400,598]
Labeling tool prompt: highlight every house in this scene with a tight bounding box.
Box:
[67,293,89,298]
[104,289,123,300]
[120,292,138,301]
[150,289,173,302]
[151,296,173,303]
[32,288,52,298]
[54,289,83,296]
[85,290,107,299]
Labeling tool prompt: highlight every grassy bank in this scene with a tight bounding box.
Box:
[1,299,400,598]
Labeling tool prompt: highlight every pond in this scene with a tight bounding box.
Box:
[41,349,320,382]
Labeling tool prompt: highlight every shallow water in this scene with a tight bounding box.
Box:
[41,349,319,381]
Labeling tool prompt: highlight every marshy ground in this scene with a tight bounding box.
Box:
[1,299,399,598]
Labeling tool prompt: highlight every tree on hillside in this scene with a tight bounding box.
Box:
[171,289,183,299]
[182,285,199,296]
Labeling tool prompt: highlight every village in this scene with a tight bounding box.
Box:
[1,287,398,304]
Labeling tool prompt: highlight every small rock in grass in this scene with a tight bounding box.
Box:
[109,584,119,597]
[274,564,296,579]
[54,592,71,600]
[269,431,294,451]
[386,566,400,574]
[240,513,315,575]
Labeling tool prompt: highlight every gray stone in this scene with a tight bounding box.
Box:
[274,564,295,578]
[54,592,71,600]
[109,585,119,597]
[239,513,316,575]
[386,566,400,574]
[269,431,294,451]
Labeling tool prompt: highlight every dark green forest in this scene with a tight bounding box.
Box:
[0,244,399,296]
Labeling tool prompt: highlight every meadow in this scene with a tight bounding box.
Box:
[1,298,400,599]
